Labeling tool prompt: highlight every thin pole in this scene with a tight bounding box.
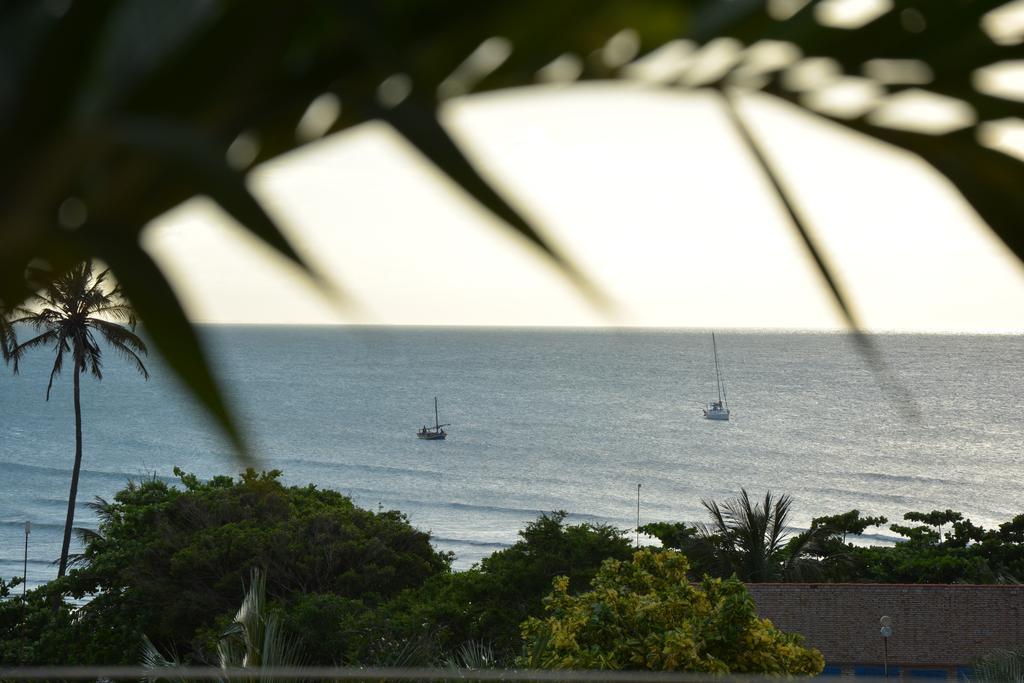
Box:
[883,637,888,680]
[712,332,722,404]
[22,520,30,598]
[434,397,439,429]
[635,484,641,549]
[19,521,29,661]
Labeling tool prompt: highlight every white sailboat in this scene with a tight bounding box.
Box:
[703,332,730,421]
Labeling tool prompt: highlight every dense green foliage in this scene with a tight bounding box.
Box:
[641,489,844,581]
[0,577,18,599]
[363,511,634,663]
[808,511,1024,583]
[143,568,305,678]
[969,647,1024,683]
[644,493,1024,584]
[0,469,448,664]
[519,548,824,674]
[6,476,1024,668]
[700,489,808,582]
[0,476,628,667]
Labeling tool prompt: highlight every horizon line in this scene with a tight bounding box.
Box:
[183,322,1024,335]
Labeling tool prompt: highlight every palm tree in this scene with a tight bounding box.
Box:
[9,261,149,579]
[700,488,820,582]
[143,568,305,682]
[969,648,1024,683]
[0,316,13,363]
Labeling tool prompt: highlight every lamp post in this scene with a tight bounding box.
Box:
[635,483,641,549]
[22,520,31,598]
[18,520,31,661]
[880,615,893,679]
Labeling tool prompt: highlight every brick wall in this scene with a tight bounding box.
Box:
[748,584,1024,669]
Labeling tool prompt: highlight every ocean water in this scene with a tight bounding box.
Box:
[1,327,1021,589]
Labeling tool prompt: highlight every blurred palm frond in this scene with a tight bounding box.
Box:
[1,0,1019,459]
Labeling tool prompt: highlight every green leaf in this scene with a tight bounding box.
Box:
[92,238,252,464]
[108,117,310,276]
[719,89,918,416]
[1,0,1020,469]
[719,89,859,329]
[382,97,609,309]
[841,124,1024,265]
[0,0,115,162]
[689,0,1024,286]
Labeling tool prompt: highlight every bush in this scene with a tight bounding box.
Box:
[519,548,824,674]
[359,511,634,663]
[0,469,449,664]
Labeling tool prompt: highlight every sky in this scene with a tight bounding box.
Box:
[142,82,1024,332]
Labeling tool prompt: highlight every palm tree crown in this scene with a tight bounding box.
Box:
[143,568,305,680]
[8,261,148,579]
[700,488,799,582]
[10,262,148,395]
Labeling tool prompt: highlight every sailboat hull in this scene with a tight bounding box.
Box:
[417,397,449,439]
[704,408,730,421]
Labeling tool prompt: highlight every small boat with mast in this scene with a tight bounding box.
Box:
[417,397,450,440]
[703,332,730,421]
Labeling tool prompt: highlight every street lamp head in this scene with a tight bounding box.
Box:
[24,520,31,535]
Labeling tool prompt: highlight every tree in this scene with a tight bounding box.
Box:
[639,521,701,551]
[638,521,719,577]
[0,577,20,599]
[903,509,965,541]
[699,489,825,582]
[777,509,889,581]
[0,316,14,362]
[347,511,634,664]
[519,548,824,674]
[806,510,890,543]
[0,469,450,665]
[143,568,305,682]
[970,648,1024,683]
[804,510,1022,584]
[8,261,148,579]
[644,507,897,583]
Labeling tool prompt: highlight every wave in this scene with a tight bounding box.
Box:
[341,488,623,533]
[855,471,971,487]
[275,457,443,480]
[342,488,577,521]
[431,537,511,549]
[811,487,917,507]
[0,557,55,568]
[856,531,902,544]
[443,500,545,516]
[0,520,70,532]
[425,500,617,524]
[562,511,619,524]
[0,460,177,485]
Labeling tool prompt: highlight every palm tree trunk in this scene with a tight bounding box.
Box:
[57,364,83,579]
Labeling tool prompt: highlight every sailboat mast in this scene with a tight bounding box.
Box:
[434,396,439,429]
[721,369,728,408]
[712,332,723,404]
